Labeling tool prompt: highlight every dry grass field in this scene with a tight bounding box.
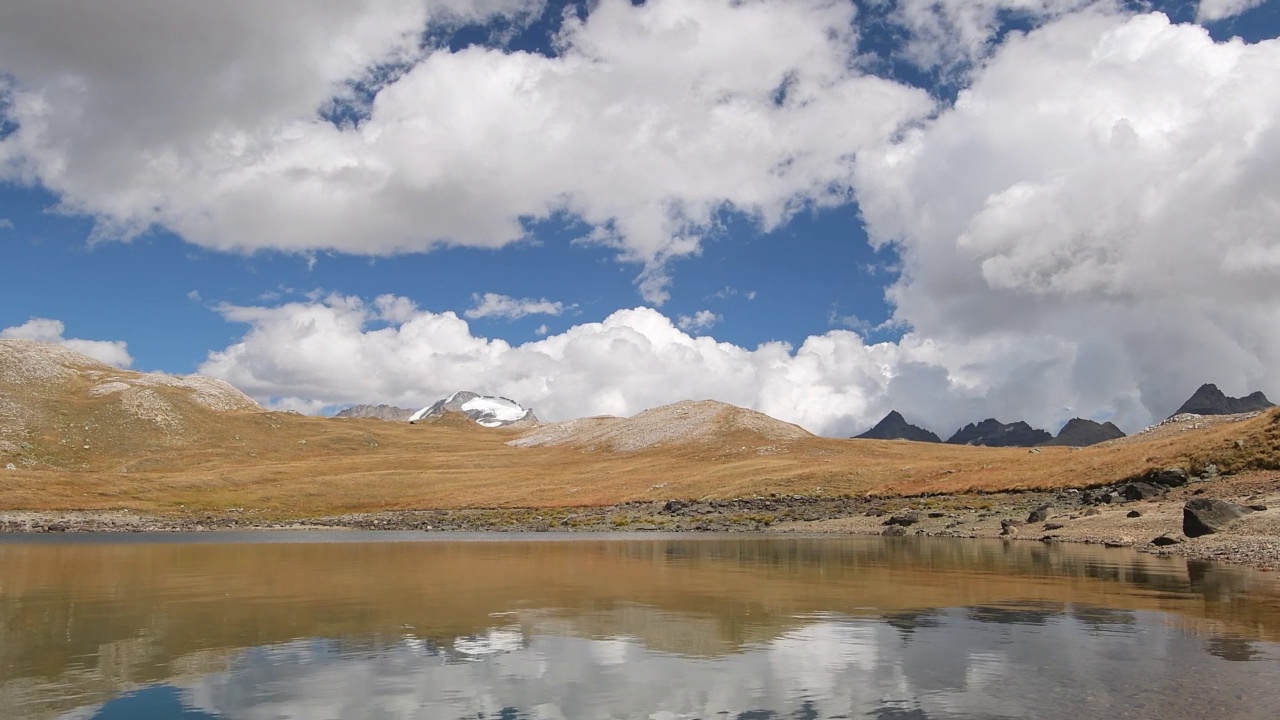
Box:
[2,339,1278,517]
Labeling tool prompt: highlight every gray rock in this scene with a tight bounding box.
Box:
[882,525,908,537]
[1151,534,1183,547]
[1249,504,1268,512]
[1126,510,1142,518]
[1044,523,1066,531]
[1000,520,1020,536]
[885,512,921,527]
[1148,468,1189,488]
[1118,482,1166,501]
[1183,498,1255,538]
[1027,505,1051,523]
[1082,507,1101,517]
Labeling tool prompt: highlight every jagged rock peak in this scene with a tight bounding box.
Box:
[334,404,415,422]
[409,391,538,428]
[1173,383,1274,417]
[854,411,941,443]
[1040,418,1126,447]
[946,418,1052,447]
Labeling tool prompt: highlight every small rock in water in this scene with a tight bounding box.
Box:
[1126,510,1142,518]
[882,525,908,537]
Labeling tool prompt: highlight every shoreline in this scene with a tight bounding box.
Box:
[4,471,1277,570]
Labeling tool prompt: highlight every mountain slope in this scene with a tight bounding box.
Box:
[335,404,415,421]
[854,411,941,443]
[509,399,812,451]
[1,339,261,465]
[1174,383,1274,417]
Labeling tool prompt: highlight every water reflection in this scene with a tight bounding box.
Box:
[0,535,1278,719]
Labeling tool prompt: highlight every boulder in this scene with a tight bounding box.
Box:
[1126,510,1142,518]
[1027,505,1051,523]
[1249,504,1268,512]
[882,525,908,537]
[1118,482,1166,502]
[1147,468,1189,488]
[885,512,921,527]
[1183,499,1255,538]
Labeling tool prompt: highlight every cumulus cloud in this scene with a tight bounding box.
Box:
[1197,0,1268,22]
[464,293,567,320]
[0,218,13,230]
[676,310,721,332]
[0,0,931,303]
[854,11,1280,426]
[0,318,133,368]
[197,294,919,435]
[879,0,1105,69]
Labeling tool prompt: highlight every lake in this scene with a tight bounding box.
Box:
[2,533,1279,719]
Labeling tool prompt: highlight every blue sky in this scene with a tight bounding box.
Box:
[3,0,1279,436]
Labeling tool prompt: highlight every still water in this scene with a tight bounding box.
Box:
[2,533,1280,719]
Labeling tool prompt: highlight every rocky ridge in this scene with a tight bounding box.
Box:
[409,391,538,427]
[1174,383,1274,417]
[1041,418,1126,447]
[947,419,1052,447]
[334,404,415,422]
[855,411,941,443]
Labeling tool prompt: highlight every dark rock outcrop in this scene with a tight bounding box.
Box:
[1118,482,1166,501]
[334,404,415,422]
[946,419,1052,447]
[1183,498,1254,538]
[1173,383,1274,417]
[855,411,942,443]
[1040,418,1126,447]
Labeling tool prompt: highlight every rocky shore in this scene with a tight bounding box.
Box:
[4,471,1278,571]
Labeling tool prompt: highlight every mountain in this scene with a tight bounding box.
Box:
[946,419,1052,447]
[334,404,414,422]
[1173,383,1274,417]
[409,391,538,427]
[509,399,811,451]
[854,411,941,443]
[0,339,261,466]
[1040,418,1126,447]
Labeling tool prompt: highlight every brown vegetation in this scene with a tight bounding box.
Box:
[2,339,1279,518]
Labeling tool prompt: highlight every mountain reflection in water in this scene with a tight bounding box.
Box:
[1,534,1279,719]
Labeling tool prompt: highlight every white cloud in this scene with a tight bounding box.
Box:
[0,218,13,230]
[197,295,917,436]
[880,0,1106,69]
[676,309,721,332]
[1197,0,1268,22]
[0,318,134,368]
[186,290,201,301]
[0,0,931,304]
[464,293,566,320]
[854,11,1280,427]
[534,324,550,336]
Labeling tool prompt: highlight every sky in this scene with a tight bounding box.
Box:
[2,0,1279,438]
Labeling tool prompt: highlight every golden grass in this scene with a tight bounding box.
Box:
[3,400,1278,516]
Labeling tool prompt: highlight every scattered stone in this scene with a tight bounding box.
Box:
[1000,520,1020,536]
[1083,507,1101,517]
[1044,523,1065,531]
[927,511,947,519]
[1151,534,1183,547]
[661,500,687,514]
[1103,540,1131,548]
[1027,505,1051,523]
[4,463,14,471]
[1249,504,1268,512]
[1126,510,1142,518]
[865,508,886,517]
[1028,448,1042,454]
[882,525,908,537]
[1183,498,1255,538]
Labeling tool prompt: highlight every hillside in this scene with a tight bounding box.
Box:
[2,340,1278,517]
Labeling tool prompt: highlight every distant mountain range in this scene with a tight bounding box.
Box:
[1172,383,1274,417]
[854,381,1272,447]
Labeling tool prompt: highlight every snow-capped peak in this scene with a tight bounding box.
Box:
[408,391,537,427]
